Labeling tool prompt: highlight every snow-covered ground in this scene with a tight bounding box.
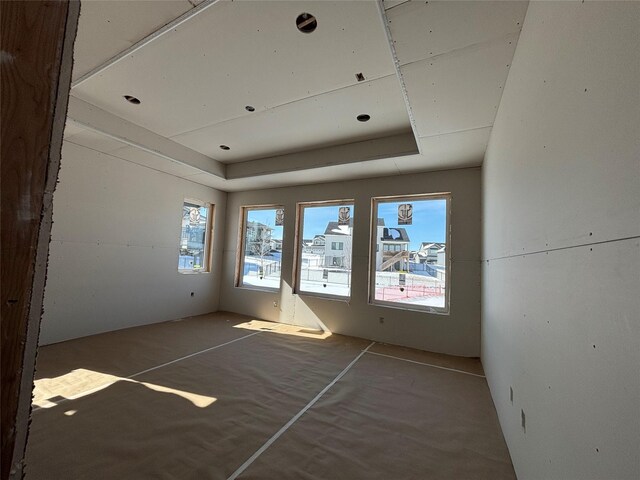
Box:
[241,262,445,306]
[243,275,281,289]
[375,290,445,308]
[242,256,281,289]
[299,279,351,297]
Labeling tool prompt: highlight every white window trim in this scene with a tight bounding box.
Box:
[293,199,354,301]
[178,197,213,274]
[368,193,451,315]
[235,204,284,292]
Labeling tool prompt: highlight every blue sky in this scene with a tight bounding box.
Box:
[247,208,284,240]
[300,200,446,251]
[248,200,446,250]
[302,205,350,240]
[377,199,446,250]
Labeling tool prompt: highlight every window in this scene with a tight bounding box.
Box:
[237,206,284,290]
[179,199,212,272]
[370,194,450,313]
[296,201,354,298]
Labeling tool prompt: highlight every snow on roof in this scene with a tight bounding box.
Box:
[324,221,352,236]
[331,225,351,235]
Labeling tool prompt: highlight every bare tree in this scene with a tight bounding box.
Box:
[247,221,273,277]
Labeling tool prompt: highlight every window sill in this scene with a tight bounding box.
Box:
[178,270,211,275]
[296,291,351,302]
[235,284,280,293]
[369,299,450,315]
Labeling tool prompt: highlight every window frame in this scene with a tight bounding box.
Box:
[235,204,285,292]
[293,199,355,301]
[368,193,451,314]
[178,198,213,274]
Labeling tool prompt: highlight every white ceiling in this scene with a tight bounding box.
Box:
[171,74,410,162]
[387,0,528,172]
[66,0,529,192]
[72,0,196,82]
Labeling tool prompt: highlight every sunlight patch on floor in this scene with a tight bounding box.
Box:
[33,369,216,409]
[234,320,332,339]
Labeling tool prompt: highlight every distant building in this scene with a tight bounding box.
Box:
[270,238,282,252]
[319,219,411,271]
[246,221,273,256]
[302,235,325,255]
[324,222,352,268]
[413,242,445,265]
[375,220,410,271]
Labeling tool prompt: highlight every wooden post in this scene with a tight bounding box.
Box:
[1,1,79,478]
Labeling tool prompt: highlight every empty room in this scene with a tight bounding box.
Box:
[2,0,638,479]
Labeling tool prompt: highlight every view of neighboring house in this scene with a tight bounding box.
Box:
[243,219,283,281]
[245,220,273,257]
[311,219,412,272]
[300,218,444,280]
[179,205,209,270]
[180,223,206,253]
[323,222,352,268]
[412,242,446,265]
[436,245,446,266]
[374,220,411,272]
[302,235,325,255]
[270,238,282,252]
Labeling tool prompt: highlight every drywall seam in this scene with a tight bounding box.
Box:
[227,341,376,480]
[399,30,523,69]
[71,0,221,88]
[481,2,639,477]
[418,124,493,141]
[375,0,422,154]
[169,73,398,139]
[484,235,640,262]
[384,0,411,12]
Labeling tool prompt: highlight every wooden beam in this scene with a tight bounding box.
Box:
[67,96,226,178]
[0,1,79,479]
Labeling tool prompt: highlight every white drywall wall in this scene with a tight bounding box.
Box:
[482,2,640,479]
[39,141,227,345]
[221,168,481,357]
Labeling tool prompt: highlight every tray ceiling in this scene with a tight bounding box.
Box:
[66,0,529,191]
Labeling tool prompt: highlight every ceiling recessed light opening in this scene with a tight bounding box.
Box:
[296,13,317,34]
[245,105,255,112]
[123,95,141,105]
[357,114,371,122]
[219,145,230,150]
